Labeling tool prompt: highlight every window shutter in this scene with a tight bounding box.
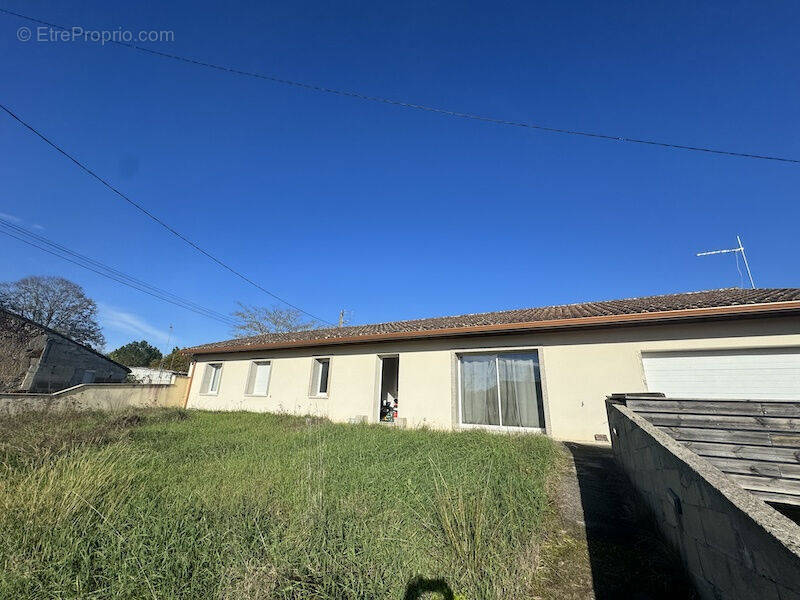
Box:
[245,363,256,395]
[253,362,271,395]
[199,364,213,393]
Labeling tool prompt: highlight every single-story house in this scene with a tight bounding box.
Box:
[0,308,130,392]
[185,288,800,442]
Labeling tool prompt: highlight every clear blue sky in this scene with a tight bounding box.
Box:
[2,1,799,351]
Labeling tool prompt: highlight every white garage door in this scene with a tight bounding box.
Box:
[642,348,800,400]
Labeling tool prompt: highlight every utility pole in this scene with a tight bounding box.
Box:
[157,324,174,382]
[696,235,755,289]
[338,309,346,327]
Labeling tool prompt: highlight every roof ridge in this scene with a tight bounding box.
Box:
[188,287,800,354]
[229,288,753,338]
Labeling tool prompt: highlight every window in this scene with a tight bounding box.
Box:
[82,369,96,384]
[200,363,223,394]
[311,358,330,397]
[459,351,545,429]
[245,361,272,396]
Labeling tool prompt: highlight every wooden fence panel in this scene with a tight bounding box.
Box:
[620,394,800,506]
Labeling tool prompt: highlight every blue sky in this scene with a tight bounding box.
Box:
[2,1,799,351]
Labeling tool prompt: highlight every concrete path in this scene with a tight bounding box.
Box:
[560,443,697,599]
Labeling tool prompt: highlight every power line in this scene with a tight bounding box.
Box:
[2,7,799,165]
[0,228,235,325]
[0,218,239,326]
[0,216,237,324]
[0,103,335,326]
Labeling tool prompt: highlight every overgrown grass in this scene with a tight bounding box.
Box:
[0,409,562,599]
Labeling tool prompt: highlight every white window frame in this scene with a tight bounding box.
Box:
[457,350,546,433]
[310,357,331,398]
[201,362,223,396]
[245,360,272,397]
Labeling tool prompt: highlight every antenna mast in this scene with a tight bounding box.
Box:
[696,235,755,289]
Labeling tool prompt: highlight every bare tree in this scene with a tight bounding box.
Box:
[230,303,320,337]
[0,276,105,350]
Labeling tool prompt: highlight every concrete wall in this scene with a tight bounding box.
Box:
[28,334,129,392]
[185,316,800,442]
[0,377,189,414]
[607,401,800,599]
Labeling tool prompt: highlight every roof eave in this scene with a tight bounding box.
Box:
[188,300,800,356]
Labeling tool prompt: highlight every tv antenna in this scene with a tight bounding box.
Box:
[696,235,755,289]
[338,309,353,327]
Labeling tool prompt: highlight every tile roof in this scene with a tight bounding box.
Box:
[188,288,800,354]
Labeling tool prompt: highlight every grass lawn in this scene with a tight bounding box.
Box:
[0,409,565,599]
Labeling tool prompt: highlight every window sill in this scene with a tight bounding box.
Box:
[309,394,328,399]
[199,392,219,397]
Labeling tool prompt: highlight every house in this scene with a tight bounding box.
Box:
[128,366,186,385]
[0,308,129,392]
[184,288,800,442]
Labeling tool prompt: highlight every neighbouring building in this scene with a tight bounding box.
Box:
[185,289,800,442]
[0,308,129,393]
[128,366,186,385]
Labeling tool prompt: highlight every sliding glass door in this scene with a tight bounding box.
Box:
[459,351,545,430]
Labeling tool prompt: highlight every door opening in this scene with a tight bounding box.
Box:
[379,356,399,422]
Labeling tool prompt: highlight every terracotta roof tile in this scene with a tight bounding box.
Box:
[188,288,800,354]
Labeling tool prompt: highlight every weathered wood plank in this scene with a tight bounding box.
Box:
[643,412,800,433]
[705,457,800,480]
[628,399,800,418]
[729,473,800,495]
[751,490,800,507]
[658,426,800,448]
[626,395,800,404]
[773,433,800,447]
[681,441,800,464]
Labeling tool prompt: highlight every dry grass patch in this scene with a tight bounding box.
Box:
[0,409,563,599]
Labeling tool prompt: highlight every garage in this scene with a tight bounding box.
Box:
[641,348,800,400]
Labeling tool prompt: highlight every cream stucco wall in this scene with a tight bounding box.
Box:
[0,378,190,415]
[185,315,800,442]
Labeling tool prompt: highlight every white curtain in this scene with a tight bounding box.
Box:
[498,354,543,428]
[461,355,500,425]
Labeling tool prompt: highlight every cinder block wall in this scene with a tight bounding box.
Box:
[30,334,128,392]
[607,401,800,600]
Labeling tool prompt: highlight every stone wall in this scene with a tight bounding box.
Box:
[607,401,800,600]
[0,312,48,392]
[0,377,190,415]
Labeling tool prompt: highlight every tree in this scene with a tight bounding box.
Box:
[108,340,162,367]
[150,346,191,373]
[0,276,105,350]
[230,303,319,338]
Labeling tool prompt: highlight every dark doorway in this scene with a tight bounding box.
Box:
[379,356,399,422]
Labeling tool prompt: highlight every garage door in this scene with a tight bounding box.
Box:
[642,348,800,400]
